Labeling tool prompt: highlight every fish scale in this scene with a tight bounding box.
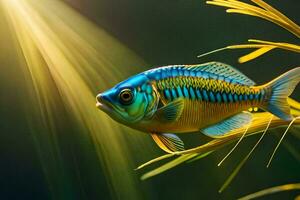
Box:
[155,75,260,103]
[142,65,265,133]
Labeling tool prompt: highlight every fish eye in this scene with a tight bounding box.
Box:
[119,88,133,105]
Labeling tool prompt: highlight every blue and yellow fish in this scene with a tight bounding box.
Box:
[96,62,300,153]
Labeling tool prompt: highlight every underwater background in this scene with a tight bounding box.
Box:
[0,0,299,199]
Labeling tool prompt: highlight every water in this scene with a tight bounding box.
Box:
[0,0,299,199]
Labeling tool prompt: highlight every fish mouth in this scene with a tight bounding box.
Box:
[96,101,103,108]
[96,95,112,113]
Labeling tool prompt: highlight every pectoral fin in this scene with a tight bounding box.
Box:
[151,133,185,153]
[154,98,184,122]
[202,112,253,137]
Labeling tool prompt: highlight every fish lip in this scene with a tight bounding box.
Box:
[96,101,103,108]
[96,95,112,112]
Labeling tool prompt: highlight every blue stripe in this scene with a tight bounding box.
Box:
[239,94,243,101]
[189,87,196,100]
[183,86,189,98]
[190,71,196,77]
[149,71,161,80]
[177,86,183,97]
[234,94,238,102]
[203,90,209,101]
[244,94,248,101]
[196,71,202,77]
[255,93,260,100]
[166,69,172,77]
[202,72,209,79]
[171,88,177,99]
[164,89,171,100]
[209,91,216,102]
[228,93,233,102]
[222,93,228,103]
[249,94,253,100]
[196,89,202,100]
[178,69,183,76]
[161,70,167,79]
[184,70,190,76]
[216,93,222,103]
[171,69,178,77]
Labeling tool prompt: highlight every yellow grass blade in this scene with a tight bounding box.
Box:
[207,0,300,38]
[238,183,300,200]
[227,40,300,63]
[238,46,275,63]
[141,154,197,180]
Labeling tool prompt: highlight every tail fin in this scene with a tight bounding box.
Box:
[264,67,300,121]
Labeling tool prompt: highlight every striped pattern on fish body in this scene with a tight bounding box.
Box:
[143,63,269,133]
[97,61,300,152]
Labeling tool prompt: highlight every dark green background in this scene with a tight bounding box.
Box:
[0,0,300,199]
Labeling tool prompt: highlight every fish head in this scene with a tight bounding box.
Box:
[96,74,159,125]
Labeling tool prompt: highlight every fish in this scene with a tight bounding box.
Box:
[96,62,300,153]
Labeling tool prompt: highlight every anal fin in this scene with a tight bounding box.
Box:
[202,112,253,137]
[151,133,185,153]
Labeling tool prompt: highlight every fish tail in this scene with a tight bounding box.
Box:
[262,67,300,120]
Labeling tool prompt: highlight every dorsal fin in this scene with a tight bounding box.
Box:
[185,62,256,86]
